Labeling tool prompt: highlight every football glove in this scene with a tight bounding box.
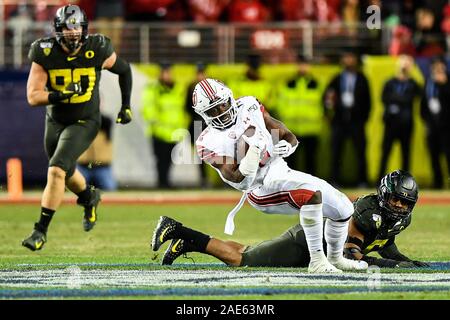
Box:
[273,140,297,158]
[241,131,266,153]
[411,260,430,267]
[116,106,133,124]
[395,260,430,268]
[48,82,83,104]
[64,81,84,95]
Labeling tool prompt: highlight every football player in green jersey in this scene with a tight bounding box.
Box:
[22,4,133,251]
[151,170,429,268]
[344,170,429,268]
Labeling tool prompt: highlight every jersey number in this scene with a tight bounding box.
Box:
[365,239,389,252]
[48,68,96,104]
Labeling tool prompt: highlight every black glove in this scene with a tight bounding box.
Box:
[116,106,132,124]
[412,260,430,268]
[396,260,430,268]
[395,261,417,268]
[64,81,84,95]
[48,82,83,104]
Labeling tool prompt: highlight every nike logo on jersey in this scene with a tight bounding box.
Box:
[67,56,77,61]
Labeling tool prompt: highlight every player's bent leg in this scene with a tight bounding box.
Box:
[22,166,66,251]
[67,169,101,232]
[205,239,244,266]
[301,191,342,273]
[325,219,368,271]
[42,166,67,209]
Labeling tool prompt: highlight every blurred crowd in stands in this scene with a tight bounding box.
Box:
[3,1,449,56]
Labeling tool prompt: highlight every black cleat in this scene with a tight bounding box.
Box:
[151,216,182,251]
[77,187,101,232]
[22,224,47,251]
[162,239,188,265]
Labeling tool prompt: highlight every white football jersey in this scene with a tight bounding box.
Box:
[196,96,276,191]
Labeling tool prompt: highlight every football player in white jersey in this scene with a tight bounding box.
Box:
[190,78,367,273]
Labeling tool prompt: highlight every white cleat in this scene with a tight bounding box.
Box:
[308,256,343,273]
[329,257,368,271]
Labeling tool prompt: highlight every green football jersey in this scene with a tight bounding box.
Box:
[28,34,114,124]
[352,194,411,254]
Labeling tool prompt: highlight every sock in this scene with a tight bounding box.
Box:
[173,226,211,253]
[299,204,325,262]
[37,207,55,232]
[325,219,348,262]
[76,187,92,206]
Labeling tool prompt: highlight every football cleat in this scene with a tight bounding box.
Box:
[308,255,343,273]
[77,187,101,232]
[151,216,182,251]
[161,239,188,265]
[22,224,47,251]
[329,257,369,271]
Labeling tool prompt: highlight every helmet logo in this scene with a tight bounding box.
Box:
[66,5,81,29]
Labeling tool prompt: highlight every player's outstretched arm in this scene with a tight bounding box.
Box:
[378,243,430,267]
[344,218,401,268]
[103,52,133,124]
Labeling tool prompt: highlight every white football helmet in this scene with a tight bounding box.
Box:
[192,78,238,130]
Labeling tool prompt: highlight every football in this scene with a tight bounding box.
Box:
[235,125,255,162]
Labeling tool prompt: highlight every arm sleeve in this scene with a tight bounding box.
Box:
[108,56,132,107]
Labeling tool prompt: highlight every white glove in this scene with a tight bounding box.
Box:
[241,131,266,153]
[273,140,297,158]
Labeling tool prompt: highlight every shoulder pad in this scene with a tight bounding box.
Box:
[353,194,383,232]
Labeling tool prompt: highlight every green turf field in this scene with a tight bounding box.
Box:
[1,197,450,300]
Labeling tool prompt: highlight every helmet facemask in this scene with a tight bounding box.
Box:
[193,79,238,130]
[378,170,418,221]
[54,6,88,53]
[201,97,237,130]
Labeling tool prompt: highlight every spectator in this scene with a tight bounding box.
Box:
[399,0,420,31]
[279,0,340,22]
[229,54,274,108]
[188,0,230,23]
[126,0,177,21]
[94,0,124,52]
[227,0,271,23]
[378,55,421,181]
[323,51,371,187]
[341,0,361,34]
[274,55,323,175]
[141,63,189,188]
[414,7,446,57]
[389,25,416,56]
[77,115,118,191]
[420,57,450,189]
[185,62,211,187]
[442,5,450,51]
